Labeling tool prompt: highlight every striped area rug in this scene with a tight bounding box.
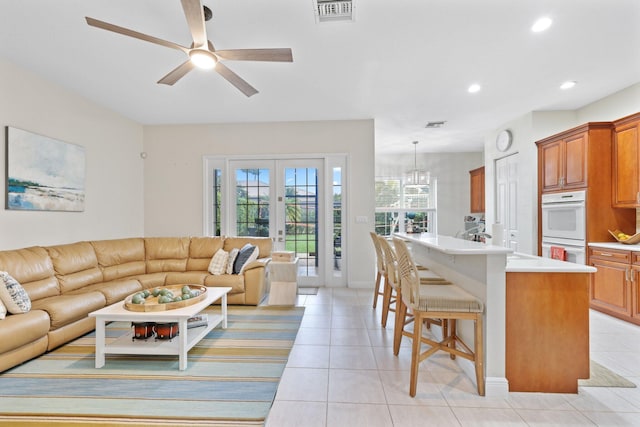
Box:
[0,305,304,427]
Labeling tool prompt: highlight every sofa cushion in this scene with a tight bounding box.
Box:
[91,238,146,281]
[204,274,245,294]
[0,246,60,301]
[66,279,142,306]
[0,271,32,314]
[0,310,50,354]
[46,242,103,293]
[188,237,225,271]
[208,249,229,275]
[145,237,190,273]
[233,244,259,274]
[223,237,272,258]
[31,292,106,330]
[165,272,208,286]
[131,273,168,289]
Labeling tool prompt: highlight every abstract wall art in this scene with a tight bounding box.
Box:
[5,127,85,212]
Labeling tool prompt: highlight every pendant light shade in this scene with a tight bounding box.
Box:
[404,141,430,186]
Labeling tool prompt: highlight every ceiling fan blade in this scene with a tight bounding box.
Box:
[215,62,259,97]
[180,0,208,48]
[158,60,195,85]
[215,48,293,62]
[86,17,188,53]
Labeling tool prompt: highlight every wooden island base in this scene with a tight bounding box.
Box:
[506,272,590,393]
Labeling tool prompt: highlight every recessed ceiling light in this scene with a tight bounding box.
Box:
[532,16,552,32]
[560,80,577,90]
[468,84,481,94]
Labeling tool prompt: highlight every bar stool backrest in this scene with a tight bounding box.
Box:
[393,237,421,309]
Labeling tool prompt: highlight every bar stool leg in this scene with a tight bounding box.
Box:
[393,298,407,355]
[409,311,424,397]
[474,313,485,396]
[372,271,382,308]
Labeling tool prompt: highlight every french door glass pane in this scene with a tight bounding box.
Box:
[236,168,270,237]
[213,169,222,236]
[285,168,318,277]
[333,167,342,276]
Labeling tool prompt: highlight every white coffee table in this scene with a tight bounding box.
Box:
[89,286,231,370]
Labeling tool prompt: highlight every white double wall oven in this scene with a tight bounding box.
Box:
[540,190,587,264]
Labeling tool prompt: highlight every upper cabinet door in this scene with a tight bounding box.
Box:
[538,131,588,193]
[613,116,640,207]
[469,166,485,213]
[563,133,588,190]
[539,140,563,192]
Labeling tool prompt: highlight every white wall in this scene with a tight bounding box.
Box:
[0,59,145,251]
[376,152,484,237]
[142,120,375,288]
[484,82,640,255]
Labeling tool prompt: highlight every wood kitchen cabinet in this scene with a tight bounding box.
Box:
[536,122,636,255]
[588,245,640,326]
[612,112,640,207]
[469,166,485,213]
[537,125,599,193]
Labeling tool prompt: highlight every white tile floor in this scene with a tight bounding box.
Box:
[265,288,640,427]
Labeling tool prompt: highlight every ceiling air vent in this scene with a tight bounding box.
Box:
[314,0,354,23]
[425,121,447,128]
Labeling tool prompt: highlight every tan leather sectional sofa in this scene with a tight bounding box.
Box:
[0,236,272,372]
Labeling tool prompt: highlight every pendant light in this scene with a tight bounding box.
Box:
[404,141,430,186]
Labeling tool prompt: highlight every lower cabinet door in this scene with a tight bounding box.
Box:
[590,259,632,317]
[632,267,640,319]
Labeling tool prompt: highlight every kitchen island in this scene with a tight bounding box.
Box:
[394,233,596,395]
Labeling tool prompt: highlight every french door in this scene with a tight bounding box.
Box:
[228,159,325,287]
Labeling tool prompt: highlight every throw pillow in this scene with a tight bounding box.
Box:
[233,243,259,274]
[0,271,31,314]
[226,248,240,275]
[208,248,229,275]
[0,298,6,320]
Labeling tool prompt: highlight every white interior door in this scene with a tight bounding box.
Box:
[495,154,519,250]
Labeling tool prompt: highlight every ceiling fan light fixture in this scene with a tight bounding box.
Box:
[189,49,217,69]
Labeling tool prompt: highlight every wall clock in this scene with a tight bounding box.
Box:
[496,129,513,152]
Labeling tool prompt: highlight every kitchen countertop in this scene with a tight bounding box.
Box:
[395,233,595,273]
[588,241,640,251]
[394,233,513,255]
[505,252,596,273]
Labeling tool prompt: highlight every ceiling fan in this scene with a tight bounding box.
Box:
[85,0,293,97]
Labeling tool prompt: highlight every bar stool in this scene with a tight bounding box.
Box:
[378,236,449,329]
[393,237,485,397]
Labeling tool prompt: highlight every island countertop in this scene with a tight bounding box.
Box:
[394,233,513,255]
[395,233,596,273]
[505,252,596,273]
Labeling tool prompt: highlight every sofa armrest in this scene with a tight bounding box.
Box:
[242,258,270,305]
[243,257,271,272]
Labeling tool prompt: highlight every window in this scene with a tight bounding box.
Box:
[374,177,437,236]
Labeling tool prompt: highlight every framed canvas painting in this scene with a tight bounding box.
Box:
[5,127,85,212]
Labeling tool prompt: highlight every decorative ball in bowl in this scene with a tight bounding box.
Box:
[124,285,207,312]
